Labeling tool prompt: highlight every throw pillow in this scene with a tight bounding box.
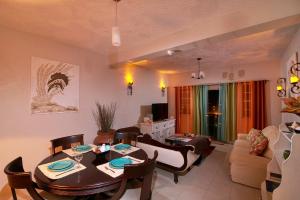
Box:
[247,128,261,143]
[249,133,269,156]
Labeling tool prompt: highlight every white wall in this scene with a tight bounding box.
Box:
[281,28,300,123]
[168,60,282,126]
[0,26,167,190]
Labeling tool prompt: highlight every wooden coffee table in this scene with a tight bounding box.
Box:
[165,134,195,146]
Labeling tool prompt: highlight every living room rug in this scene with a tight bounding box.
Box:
[202,145,216,157]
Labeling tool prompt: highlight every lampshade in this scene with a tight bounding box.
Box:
[198,71,205,79]
[277,85,283,91]
[290,75,299,84]
[112,26,121,47]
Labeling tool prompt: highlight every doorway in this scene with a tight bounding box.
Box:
[207,90,220,140]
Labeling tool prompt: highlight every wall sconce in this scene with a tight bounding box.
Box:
[160,80,166,97]
[289,52,300,94]
[161,86,166,97]
[276,78,286,97]
[127,81,133,95]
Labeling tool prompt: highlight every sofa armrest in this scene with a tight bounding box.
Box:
[237,133,248,140]
[230,152,270,169]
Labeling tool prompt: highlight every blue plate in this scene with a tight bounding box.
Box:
[114,144,131,150]
[109,158,132,169]
[75,145,92,152]
[48,160,75,172]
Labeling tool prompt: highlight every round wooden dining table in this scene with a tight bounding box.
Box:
[34,149,148,197]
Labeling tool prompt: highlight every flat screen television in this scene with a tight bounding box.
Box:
[152,103,168,121]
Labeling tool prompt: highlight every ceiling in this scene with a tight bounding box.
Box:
[124,24,300,74]
[0,0,300,72]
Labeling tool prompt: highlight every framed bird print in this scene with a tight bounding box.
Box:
[31,57,79,114]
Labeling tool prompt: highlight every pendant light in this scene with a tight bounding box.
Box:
[112,0,121,47]
[191,58,205,79]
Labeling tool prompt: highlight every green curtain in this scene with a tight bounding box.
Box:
[193,86,201,134]
[193,85,208,135]
[217,84,226,141]
[217,83,237,142]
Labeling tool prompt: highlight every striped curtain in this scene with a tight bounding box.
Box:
[236,81,266,133]
[175,86,194,133]
[217,83,237,142]
[193,85,208,135]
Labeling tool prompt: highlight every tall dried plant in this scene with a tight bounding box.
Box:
[93,102,117,133]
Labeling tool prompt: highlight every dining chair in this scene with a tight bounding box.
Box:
[50,134,84,154]
[110,150,158,200]
[4,157,45,200]
[114,127,141,146]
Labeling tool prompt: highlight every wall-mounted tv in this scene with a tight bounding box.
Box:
[152,103,168,121]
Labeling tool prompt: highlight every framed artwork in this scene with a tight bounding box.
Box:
[31,57,79,114]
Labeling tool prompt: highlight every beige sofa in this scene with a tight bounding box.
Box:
[229,126,279,188]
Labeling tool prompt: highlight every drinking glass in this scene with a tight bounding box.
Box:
[109,138,114,146]
[71,144,78,154]
[74,153,83,168]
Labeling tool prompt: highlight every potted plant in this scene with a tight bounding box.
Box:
[93,102,117,145]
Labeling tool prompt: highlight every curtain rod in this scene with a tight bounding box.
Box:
[171,79,269,88]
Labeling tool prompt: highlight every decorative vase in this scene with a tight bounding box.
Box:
[93,130,115,145]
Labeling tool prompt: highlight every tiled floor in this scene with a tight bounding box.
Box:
[0,144,261,200]
[121,143,261,200]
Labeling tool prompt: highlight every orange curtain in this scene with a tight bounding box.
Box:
[236,81,266,133]
[252,81,267,129]
[175,86,194,133]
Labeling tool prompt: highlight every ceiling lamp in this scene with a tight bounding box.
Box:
[112,0,121,47]
[191,58,205,79]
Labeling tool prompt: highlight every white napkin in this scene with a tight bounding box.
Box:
[62,144,96,157]
[96,155,144,178]
[111,144,140,155]
[38,157,86,180]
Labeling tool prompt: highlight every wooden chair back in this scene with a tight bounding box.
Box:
[4,157,45,200]
[111,150,158,200]
[114,127,141,146]
[50,134,84,154]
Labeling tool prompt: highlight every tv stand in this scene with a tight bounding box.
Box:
[140,119,175,143]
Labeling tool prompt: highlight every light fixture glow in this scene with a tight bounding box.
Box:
[276,78,286,97]
[290,74,299,84]
[276,85,283,91]
[289,52,300,94]
[128,60,148,66]
[125,72,134,95]
[125,73,133,84]
[160,80,166,97]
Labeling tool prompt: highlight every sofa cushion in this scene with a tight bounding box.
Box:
[234,139,251,149]
[237,133,248,140]
[261,126,279,159]
[247,128,261,142]
[249,133,269,156]
[230,148,270,169]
